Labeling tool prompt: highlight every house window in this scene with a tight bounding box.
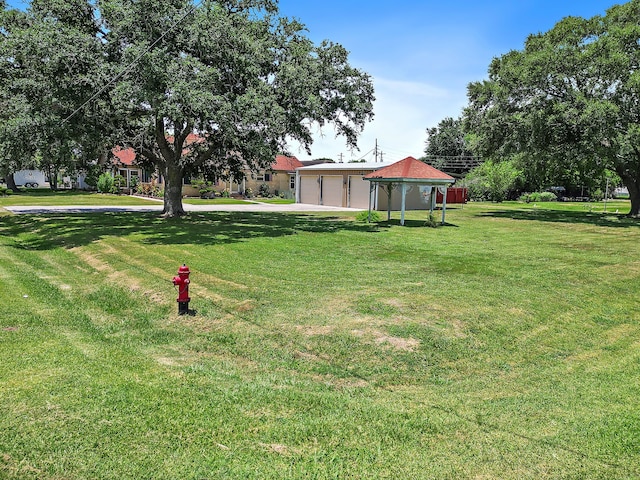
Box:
[257,172,272,182]
[290,175,295,190]
[142,170,152,183]
[182,176,191,185]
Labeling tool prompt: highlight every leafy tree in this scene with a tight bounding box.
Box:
[1,1,373,214]
[424,116,473,158]
[464,1,640,216]
[0,0,109,190]
[465,159,522,202]
[100,0,374,217]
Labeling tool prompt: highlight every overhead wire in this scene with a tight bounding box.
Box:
[62,0,204,125]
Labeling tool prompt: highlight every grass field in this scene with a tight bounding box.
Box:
[0,199,638,479]
[0,190,160,207]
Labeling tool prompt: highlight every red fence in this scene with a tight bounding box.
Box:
[436,187,468,204]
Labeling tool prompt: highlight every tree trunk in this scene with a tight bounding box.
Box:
[5,173,17,191]
[625,175,640,218]
[162,162,186,217]
[47,165,59,190]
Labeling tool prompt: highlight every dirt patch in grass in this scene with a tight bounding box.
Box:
[450,319,468,339]
[235,299,255,312]
[71,248,110,272]
[382,298,405,309]
[143,290,166,304]
[261,443,297,456]
[165,312,231,333]
[352,328,420,351]
[295,325,335,336]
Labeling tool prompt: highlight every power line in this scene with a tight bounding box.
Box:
[62,0,203,124]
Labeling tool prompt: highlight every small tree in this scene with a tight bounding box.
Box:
[96,173,114,193]
[466,160,522,202]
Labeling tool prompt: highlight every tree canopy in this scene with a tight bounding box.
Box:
[424,116,473,158]
[0,0,375,215]
[0,0,108,189]
[464,0,640,216]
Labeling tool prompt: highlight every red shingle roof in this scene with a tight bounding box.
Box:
[363,156,454,181]
[112,146,136,166]
[111,134,205,166]
[271,155,303,172]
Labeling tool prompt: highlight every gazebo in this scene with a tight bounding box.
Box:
[363,156,455,225]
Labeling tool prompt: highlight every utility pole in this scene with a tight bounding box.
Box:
[374,139,379,162]
[338,153,344,163]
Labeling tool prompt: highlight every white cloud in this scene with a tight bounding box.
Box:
[288,76,468,162]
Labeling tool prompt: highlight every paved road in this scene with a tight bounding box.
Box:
[5,202,363,214]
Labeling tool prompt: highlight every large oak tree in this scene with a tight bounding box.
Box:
[102,0,374,216]
[464,0,640,216]
[0,0,108,189]
[1,0,374,215]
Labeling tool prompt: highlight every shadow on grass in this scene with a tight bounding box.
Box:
[477,208,640,228]
[377,219,459,228]
[1,211,387,250]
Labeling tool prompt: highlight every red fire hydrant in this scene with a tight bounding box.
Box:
[172,264,191,315]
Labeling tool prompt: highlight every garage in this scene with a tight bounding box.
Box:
[299,175,319,204]
[296,158,460,212]
[320,176,343,206]
[348,175,371,208]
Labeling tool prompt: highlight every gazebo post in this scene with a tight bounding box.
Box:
[441,187,447,225]
[367,181,373,222]
[387,182,392,221]
[429,189,435,216]
[400,183,407,226]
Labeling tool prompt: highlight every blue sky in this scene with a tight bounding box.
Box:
[277,0,618,162]
[7,0,619,161]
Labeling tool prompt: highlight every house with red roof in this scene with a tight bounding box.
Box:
[243,155,303,198]
[110,146,149,189]
[109,144,302,198]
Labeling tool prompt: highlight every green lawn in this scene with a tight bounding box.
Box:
[182,197,250,205]
[0,190,160,207]
[0,201,638,479]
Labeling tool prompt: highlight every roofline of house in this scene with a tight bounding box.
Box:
[365,177,455,184]
[297,162,394,171]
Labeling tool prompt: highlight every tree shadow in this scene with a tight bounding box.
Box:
[378,219,459,228]
[477,208,640,228]
[1,211,388,250]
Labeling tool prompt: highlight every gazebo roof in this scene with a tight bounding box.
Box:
[363,156,454,183]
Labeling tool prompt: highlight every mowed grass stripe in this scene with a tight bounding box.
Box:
[0,204,639,478]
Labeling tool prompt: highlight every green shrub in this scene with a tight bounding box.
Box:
[5,188,12,196]
[96,173,114,193]
[539,192,557,202]
[520,192,557,203]
[425,212,440,228]
[83,164,104,188]
[221,189,230,198]
[355,210,382,222]
[244,187,254,198]
[258,183,270,197]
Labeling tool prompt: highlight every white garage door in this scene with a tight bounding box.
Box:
[348,175,371,209]
[321,176,343,207]
[300,176,319,204]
